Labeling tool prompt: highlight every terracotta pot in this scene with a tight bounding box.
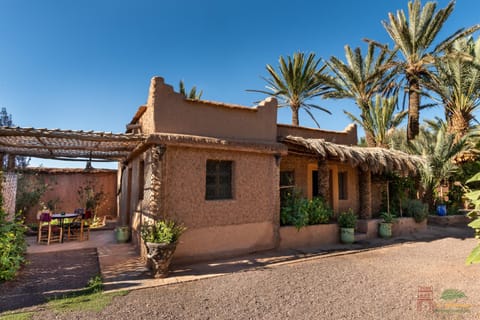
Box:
[144,242,177,278]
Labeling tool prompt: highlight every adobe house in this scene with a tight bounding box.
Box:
[120,77,422,263]
[0,76,422,262]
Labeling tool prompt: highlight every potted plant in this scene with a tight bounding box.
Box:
[436,197,447,216]
[337,209,357,244]
[141,219,186,278]
[378,212,396,238]
[115,225,130,243]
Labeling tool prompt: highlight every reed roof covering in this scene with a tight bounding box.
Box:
[0,126,145,161]
[283,136,424,174]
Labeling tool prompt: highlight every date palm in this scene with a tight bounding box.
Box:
[408,119,472,210]
[426,36,480,141]
[179,80,203,100]
[320,42,398,146]
[249,52,330,127]
[382,0,480,140]
[344,90,407,148]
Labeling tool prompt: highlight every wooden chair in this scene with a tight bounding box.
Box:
[37,211,62,245]
[66,209,91,241]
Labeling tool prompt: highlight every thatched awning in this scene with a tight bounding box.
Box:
[282,136,424,175]
[0,126,145,161]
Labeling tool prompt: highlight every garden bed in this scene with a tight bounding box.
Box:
[279,224,339,249]
[392,217,427,236]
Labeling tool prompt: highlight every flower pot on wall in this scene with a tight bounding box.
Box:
[378,222,392,238]
[145,242,177,278]
[115,226,130,243]
[436,204,447,216]
[340,227,355,244]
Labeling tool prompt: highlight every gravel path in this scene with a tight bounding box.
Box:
[25,230,480,320]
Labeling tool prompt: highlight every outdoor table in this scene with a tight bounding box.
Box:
[51,213,80,243]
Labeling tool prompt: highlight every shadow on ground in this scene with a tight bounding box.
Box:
[0,248,99,313]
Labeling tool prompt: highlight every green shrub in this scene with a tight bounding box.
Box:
[141,219,186,244]
[0,211,27,281]
[380,211,396,224]
[338,209,357,228]
[280,190,332,229]
[308,197,333,225]
[403,199,428,222]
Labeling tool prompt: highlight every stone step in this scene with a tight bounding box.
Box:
[355,232,368,242]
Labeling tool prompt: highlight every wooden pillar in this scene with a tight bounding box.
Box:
[359,169,372,219]
[317,158,330,202]
[7,154,15,171]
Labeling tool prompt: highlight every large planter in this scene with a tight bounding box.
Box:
[340,227,355,244]
[378,222,392,238]
[115,226,130,243]
[436,204,447,216]
[145,242,177,278]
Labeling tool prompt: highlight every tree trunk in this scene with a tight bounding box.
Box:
[364,130,376,148]
[407,78,421,141]
[291,105,299,126]
[359,169,372,219]
[449,111,470,142]
[317,158,330,204]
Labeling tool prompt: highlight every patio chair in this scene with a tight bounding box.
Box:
[66,209,92,241]
[37,211,62,245]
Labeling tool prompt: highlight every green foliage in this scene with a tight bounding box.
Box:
[77,180,105,211]
[0,188,27,281]
[337,209,357,229]
[380,211,396,224]
[179,80,203,100]
[141,219,186,244]
[248,52,330,127]
[280,190,333,230]
[402,199,428,222]
[15,173,50,215]
[464,172,480,265]
[380,173,417,217]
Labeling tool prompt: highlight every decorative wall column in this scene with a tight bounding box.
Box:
[149,145,166,220]
[359,169,372,219]
[317,158,330,202]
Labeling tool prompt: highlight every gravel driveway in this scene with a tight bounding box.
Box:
[24,228,480,320]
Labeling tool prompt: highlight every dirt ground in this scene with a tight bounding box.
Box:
[4,226,479,320]
[0,248,99,313]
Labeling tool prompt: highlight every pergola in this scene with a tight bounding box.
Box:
[0,126,146,165]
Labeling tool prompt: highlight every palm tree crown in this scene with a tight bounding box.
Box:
[320,42,398,146]
[249,52,330,127]
[427,36,480,140]
[382,0,480,140]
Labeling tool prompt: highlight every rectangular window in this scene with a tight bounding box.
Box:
[338,171,348,200]
[206,160,233,200]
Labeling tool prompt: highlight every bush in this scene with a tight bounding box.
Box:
[280,190,333,230]
[141,219,186,244]
[403,199,428,222]
[0,211,27,281]
[337,209,357,228]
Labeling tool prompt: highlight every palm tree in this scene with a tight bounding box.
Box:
[382,0,480,140]
[344,91,407,148]
[179,80,203,100]
[426,36,480,140]
[249,52,330,127]
[320,42,398,146]
[408,119,472,210]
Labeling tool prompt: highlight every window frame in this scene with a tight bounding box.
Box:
[205,160,233,200]
[338,171,348,200]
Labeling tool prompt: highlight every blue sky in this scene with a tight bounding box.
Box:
[0,0,479,168]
